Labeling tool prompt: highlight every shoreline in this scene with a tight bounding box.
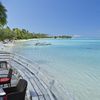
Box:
[0,39,34,52]
[15,39,34,42]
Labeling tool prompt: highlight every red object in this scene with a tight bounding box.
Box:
[0,69,12,87]
[0,78,10,84]
[4,96,7,100]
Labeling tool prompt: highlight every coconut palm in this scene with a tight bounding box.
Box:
[0,2,7,27]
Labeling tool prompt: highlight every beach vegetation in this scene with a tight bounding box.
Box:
[32,33,49,38]
[52,35,72,39]
[0,27,33,42]
[0,27,73,42]
[0,2,7,27]
[58,35,72,39]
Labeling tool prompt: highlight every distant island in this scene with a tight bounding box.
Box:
[0,27,72,43]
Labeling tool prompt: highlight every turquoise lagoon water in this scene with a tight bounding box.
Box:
[12,39,100,100]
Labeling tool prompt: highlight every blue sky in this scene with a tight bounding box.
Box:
[1,0,100,38]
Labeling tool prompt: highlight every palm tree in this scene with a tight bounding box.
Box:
[0,2,7,27]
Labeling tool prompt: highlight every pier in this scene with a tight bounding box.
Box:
[0,51,73,100]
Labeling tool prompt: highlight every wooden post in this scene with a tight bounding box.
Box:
[49,80,55,90]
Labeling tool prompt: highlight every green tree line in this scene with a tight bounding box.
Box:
[0,27,52,42]
[0,27,34,41]
[53,35,72,39]
[0,27,72,42]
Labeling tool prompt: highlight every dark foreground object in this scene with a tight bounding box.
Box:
[3,79,28,100]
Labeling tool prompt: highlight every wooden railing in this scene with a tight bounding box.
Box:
[0,51,75,100]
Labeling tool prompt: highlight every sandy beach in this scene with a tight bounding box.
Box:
[0,39,32,52]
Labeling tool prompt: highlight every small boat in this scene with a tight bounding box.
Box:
[34,42,51,46]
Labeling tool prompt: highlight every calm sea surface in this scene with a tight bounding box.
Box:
[12,39,100,100]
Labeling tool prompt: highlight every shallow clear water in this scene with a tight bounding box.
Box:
[12,39,100,100]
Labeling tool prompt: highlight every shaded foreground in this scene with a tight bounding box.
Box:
[0,51,74,100]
